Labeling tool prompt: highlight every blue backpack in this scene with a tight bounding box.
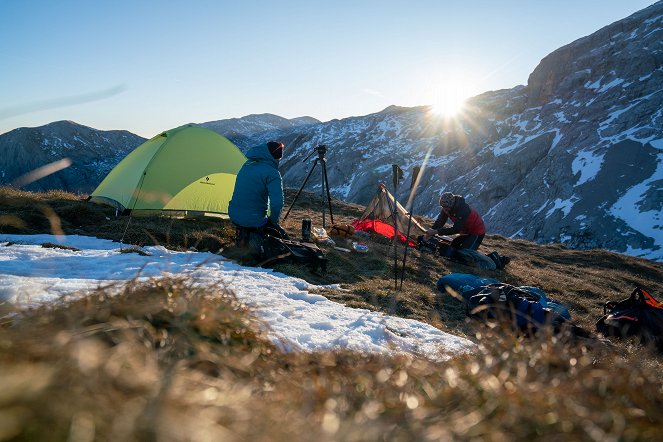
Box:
[467,284,567,331]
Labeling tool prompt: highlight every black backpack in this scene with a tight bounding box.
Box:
[596,287,663,347]
[260,235,327,272]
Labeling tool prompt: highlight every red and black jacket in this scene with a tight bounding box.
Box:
[432,196,486,236]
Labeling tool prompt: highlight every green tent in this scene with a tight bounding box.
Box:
[90,124,247,217]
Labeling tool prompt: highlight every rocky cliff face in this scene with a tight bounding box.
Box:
[0,121,145,193]
[229,2,663,261]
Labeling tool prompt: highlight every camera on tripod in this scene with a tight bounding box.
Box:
[284,143,335,228]
[302,144,328,163]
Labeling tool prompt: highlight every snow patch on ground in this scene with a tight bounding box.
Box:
[0,234,475,361]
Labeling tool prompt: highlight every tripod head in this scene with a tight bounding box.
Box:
[302,144,328,163]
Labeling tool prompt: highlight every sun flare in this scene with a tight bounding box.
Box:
[430,80,472,117]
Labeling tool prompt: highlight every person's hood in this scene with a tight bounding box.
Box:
[246,144,279,167]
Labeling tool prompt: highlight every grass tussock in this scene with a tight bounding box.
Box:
[1,277,662,441]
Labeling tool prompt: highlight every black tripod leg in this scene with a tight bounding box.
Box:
[283,159,318,221]
[322,159,334,225]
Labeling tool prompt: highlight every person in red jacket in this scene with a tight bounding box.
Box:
[424,192,486,250]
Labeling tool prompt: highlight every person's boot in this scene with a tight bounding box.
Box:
[487,251,502,269]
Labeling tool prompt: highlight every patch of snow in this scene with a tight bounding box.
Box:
[609,143,663,261]
[510,227,524,239]
[546,197,576,218]
[554,112,570,123]
[597,78,624,93]
[0,234,475,361]
[334,174,355,199]
[585,78,603,90]
[572,149,605,186]
[532,200,549,216]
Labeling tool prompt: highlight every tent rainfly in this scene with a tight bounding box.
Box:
[89,125,247,217]
[352,183,427,245]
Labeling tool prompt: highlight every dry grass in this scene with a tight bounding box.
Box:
[1,185,663,440]
[1,276,662,441]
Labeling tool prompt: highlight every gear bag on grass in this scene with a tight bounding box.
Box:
[467,283,567,331]
[260,235,327,272]
[596,287,663,346]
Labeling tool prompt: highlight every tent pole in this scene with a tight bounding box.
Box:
[391,164,403,290]
[400,166,421,289]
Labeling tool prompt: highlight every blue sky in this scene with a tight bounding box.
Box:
[0,0,657,137]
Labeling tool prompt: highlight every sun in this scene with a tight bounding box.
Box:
[430,80,472,117]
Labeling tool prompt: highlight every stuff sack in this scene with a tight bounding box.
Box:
[596,287,663,346]
[437,273,500,302]
[261,235,328,272]
[467,283,567,331]
[330,224,355,238]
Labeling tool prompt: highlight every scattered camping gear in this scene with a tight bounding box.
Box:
[283,144,334,228]
[89,124,247,217]
[259,235,327,272]
[301,218,312,242]
[596,287,663,347]
[399,165,421,289]
[329,224,355,238]
[352,242,369,253]
[391,164,404,289]
[466,283,570,333]
[437,273,571,321]
[312,227,335,246]
[352,184,425,246]
[437,273,499,297]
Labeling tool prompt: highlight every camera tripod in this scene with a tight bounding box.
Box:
[283,144,335,228]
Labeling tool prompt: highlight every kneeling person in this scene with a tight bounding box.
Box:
[424,192,486,250]
[228,141,289,256]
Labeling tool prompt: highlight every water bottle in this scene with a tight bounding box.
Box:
[302,218,312,242]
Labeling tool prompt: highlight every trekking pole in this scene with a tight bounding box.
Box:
[391,164,403,290]
[399,166,421,290]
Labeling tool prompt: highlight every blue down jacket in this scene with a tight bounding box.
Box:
[228,144,284,228]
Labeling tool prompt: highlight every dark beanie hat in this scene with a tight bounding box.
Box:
[267,141,284,160]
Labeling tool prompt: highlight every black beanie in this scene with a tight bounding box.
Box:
[267,141,284,160]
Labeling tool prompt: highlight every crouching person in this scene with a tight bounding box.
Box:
[228,141,289,258]
[424,192,486,251]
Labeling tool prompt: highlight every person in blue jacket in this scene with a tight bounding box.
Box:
[229,141,289,255]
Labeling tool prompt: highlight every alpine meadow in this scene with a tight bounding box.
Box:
[1,2,662,441]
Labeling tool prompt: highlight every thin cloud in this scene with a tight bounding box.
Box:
[0,85,126,120]
[361,88,386,98]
